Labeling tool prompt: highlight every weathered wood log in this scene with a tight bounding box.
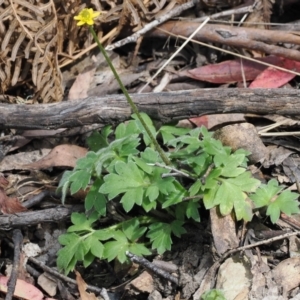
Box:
[1,88,300,129]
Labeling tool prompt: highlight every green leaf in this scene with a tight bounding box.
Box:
[102,221,151,263]
[103,230,128,262]
[146,185,159,202]
[233,196,253,221]
[185,152,212,176]
[147,222,173,254]
[200,137,227,156]
[277,190,300,215]
[140,147,161,163]
[174,202,187,221]
[203,171,260,217]
[121,186,144,212]
[133,156,153,174]
[266,189,300,223]
[122,218,147,241]
[115,119,139,139]
[68,212,97,233]
[57,233,82,274]
[100,161,150,212]
[57,170,73,205]
[214,152,247,177]
[117,138,140,157]
[189,180,202,196]
[141,197,157,212]
[170,220,186,237]
[132,113,157,146]
[69,170,91,194]
[250,178,300,223]
[162,181,187,208]
[85,235,104,258]
[146,220,186,254]
[198,126,213,139]
[57,251,77,275]
[75,152,97,170]
[159,126,190,144]
[87,126,112,151]
[92,149,114,175]
[91,134,140,175]
[186,201,201,222]
[127,243,152,257]
[214,172,260,216]
[114,122,127,139]
[75,240,90,261]
[201,289,226,300]
[71,212,88,225]
[93,229,114,240]
[150,167,173,195]
[250,179,283,208]
[203,183,219,209]
[83,251,95,269]
[100,160,147,199]
[203,168,222,189]
[233,148,250,166]
[85,178,107,216]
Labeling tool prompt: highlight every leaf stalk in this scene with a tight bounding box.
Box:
[89,26,171,166]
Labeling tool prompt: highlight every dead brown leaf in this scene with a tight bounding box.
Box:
[75,270,97,300]
[210,207,239,255]
[23,145,87,170]
[68,67,96,100]
[272,257,300,292]
[0,149,51,172]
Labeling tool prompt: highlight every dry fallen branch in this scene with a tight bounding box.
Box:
[1,88,300,129]
[150,21,300,61]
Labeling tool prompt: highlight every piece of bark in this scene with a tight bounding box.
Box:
[1,88,300,129]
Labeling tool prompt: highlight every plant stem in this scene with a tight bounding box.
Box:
[89,26,171,165]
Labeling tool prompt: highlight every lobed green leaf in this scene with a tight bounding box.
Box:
[87,126,112,151]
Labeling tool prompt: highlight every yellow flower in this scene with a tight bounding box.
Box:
[74,8,101,26]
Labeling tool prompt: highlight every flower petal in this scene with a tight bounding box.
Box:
[92,11,101,17]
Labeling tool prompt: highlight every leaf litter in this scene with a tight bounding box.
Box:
[1,0,300,299]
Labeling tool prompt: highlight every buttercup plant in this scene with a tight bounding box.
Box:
[57,8,300,275]
[73,8,170,165]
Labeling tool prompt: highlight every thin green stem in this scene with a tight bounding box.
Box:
[89,26,171,165]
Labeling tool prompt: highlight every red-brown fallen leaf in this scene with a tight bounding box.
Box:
[183,56,283,83]
[23,144,88,169]
[249,57,300,88]
[0,275,43,300]
[0,187,27,214]
[0,176,9,188]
